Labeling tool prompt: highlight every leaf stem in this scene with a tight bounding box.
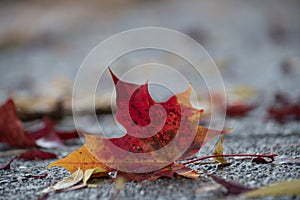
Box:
[180,153,278,165]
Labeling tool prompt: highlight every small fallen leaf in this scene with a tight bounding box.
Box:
[52,168,83,191]
[242,179,300,198]
[83,168,107,184]
[226,103,256,118]
[0,99,35,147]
[267,92,300,123]
[42,168,83,193]
[29,117,79,141]
[231,86,257,99]
[174,166,199,179]
[1,150,57,170]
[252,156,273,164]
[267,105,300,122]
[56,130,79,141]
[210,175,254,195]
[33,117,64,149]
[18,149,57,160]
[0,99,78,148]
[213,135,229,165]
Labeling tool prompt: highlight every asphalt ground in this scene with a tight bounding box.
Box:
[0,115,299,200]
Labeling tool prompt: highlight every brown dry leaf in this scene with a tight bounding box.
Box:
[175,167,200,179]
[42,168,83,193]
[214,134,229,165]
[210,175,254,195]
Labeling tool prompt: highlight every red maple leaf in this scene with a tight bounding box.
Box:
[50,68,228,180]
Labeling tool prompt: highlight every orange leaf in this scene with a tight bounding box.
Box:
[48,145,110,173]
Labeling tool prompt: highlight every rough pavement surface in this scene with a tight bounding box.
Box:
[0,116,299,200]
[0,0,299,199]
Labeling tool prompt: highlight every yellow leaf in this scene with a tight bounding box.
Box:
[53,168,83,190]
[232,86,257,99]
[83,167,107,184]
[48,145,109,173]
[42,168,83,193]
[214,134,229,165]
[176,170,199,179]
[243,179,300,198]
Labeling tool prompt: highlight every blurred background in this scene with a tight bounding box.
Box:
[0,0,299,127]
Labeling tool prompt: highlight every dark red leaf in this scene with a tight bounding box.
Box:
[56,130,79,140]
[1,150,56,170]
[226,103,256,118]
[267,105,300,122]
[267,92,300,122]
[29,117,79,141]
[17,149,57,160]
[32,117,64,149]
[252,156,274,164]
[210,175,254,195]
[0,99,36,147]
